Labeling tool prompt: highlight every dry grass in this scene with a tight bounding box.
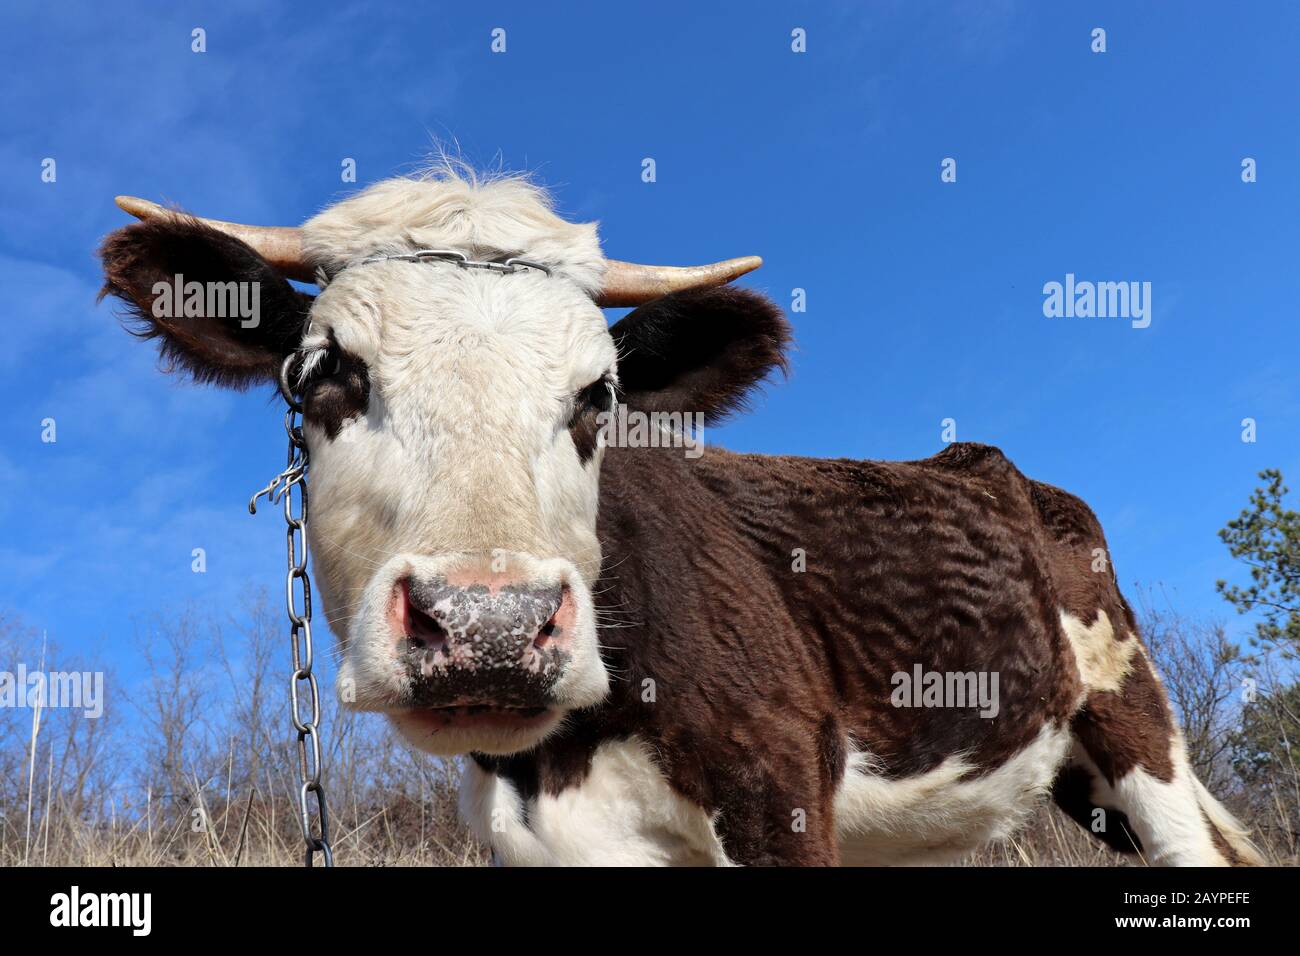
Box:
[8,775,1291,868]
[0,774,486,868]
[969,802,1296,867]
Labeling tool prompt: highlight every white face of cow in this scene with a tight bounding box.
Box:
[300,256,616,755]
[98,165,786,759]
[294,175,616,755]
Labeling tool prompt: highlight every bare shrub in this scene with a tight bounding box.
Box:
[0,595,484,867]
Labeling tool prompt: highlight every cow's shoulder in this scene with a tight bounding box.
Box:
[1027,477,1106,547]
[1027,478,1138,634]
[909,441,1031,495]
[914,439,1015,473]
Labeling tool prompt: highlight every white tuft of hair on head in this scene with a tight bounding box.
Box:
[301,159,606,295]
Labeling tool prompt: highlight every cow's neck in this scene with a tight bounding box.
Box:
[472,444,807,787]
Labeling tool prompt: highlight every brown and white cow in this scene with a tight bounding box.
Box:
[98,165,1262,866]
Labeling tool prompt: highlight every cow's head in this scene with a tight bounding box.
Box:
[98,166,789,756]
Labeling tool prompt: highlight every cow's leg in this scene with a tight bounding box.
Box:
[1055,616,1262,865]
[1051,754,1145,856]
[706,767,841,867]
[462,737,845,866]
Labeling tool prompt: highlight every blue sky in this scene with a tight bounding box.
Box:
[2,0,1298,688]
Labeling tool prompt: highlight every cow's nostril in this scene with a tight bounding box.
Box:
[535,618,558,648]
[407,604,447,650]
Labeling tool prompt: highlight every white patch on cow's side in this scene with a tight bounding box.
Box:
[460,737,732,866]
[1058,608,1139,698]
[834,723,1071,865]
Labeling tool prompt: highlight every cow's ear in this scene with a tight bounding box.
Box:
[98,216,313,389]
[609,286,791,424]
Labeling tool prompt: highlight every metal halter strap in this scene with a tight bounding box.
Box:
[249,353,333,868]
[353,248,552,276]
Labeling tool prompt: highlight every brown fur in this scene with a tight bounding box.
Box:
[611,286,791,425]
[480,441,1093,864]
[98,217,312,388]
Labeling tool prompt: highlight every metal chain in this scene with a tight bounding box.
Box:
[354,248,552,276]
[249,354,334,868]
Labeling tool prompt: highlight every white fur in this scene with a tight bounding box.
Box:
[1192,775,1265,865]
[298,167,619,753]
[460,737,732,866]
[1058,608,1139,697]
[835,723,1072,865]
[1077,736,1232,866]
[302,164,606,294]
[463,724,1076,867]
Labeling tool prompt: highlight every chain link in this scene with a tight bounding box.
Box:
[355,248,552,276]
[249,354,334,868]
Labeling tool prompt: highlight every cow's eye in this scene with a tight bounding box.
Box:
[300,346,341,385]
[321,348,343,378]
[566,375,615,461]
[574,375,614,414]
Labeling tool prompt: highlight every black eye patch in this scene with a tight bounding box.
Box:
[302,343,371,440]
[567,373,615,463]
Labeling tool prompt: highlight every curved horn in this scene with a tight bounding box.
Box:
[115,196,315,284]
[595,255,762,308]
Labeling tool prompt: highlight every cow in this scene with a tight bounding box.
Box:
[98,163,1263,866]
